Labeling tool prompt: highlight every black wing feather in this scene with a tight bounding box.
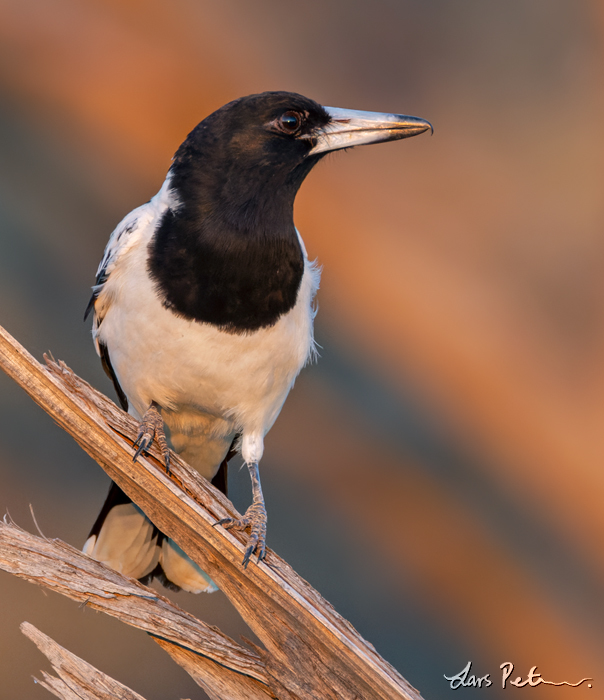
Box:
[84,292,96,322]
[99,341,129,411]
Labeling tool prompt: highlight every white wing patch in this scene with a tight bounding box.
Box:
[89,175,178,352]
[96,213,141,285]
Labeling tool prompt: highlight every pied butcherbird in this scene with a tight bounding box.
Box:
[83,91,431,592]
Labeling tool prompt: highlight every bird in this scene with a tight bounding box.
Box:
[82,91,431,593]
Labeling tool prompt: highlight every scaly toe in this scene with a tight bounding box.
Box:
[215,507,266,567]
[132,402,170,470]
[214,516,249,531]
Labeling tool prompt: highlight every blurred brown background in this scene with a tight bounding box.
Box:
[1,0,603,698]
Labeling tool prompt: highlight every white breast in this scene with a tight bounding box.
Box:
[95,212,320,478]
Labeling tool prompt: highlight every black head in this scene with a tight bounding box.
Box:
[148,91,431,333]
[169,91,332,231]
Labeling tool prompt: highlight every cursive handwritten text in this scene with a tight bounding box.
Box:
[500,662,593,689]
[444,661,492,689]
[444,661,593,690]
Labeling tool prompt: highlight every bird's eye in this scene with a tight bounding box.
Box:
[278,111,303,134]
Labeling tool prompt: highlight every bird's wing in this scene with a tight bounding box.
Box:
[84,204,148,326]
[85,198,163,411]
[86,176,176,329]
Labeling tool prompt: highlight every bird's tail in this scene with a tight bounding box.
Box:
[83,482,217,593]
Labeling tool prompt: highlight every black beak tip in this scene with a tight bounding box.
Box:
[401,117,433,138]
[416,119,433,136]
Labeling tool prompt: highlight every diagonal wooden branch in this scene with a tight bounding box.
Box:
[21,622,148,700]
[0,519,273,698]
[0,322,424,700]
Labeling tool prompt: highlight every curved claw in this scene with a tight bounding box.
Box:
[162,450,171,476]
[214,508,267,567]
[243,536,266,568]
[132,402,171,473]
[242,540,256,569]
[133,432,152,461]
[213,516,236,528]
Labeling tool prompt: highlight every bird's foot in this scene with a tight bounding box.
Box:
[133,401,171,473]
[215,499,267,568]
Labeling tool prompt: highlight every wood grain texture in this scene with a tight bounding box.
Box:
[0,322,424,700]
[0,520,270,694]
[155,638,276,700]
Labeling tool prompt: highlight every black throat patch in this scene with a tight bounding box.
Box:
[147,205,304,333]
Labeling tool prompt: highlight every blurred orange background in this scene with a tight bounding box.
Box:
[0,1,603,698]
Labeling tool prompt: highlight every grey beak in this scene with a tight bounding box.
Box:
[308,106,432,155]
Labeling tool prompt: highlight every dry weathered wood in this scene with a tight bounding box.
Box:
[155,639,276,700]
[33,674,87,700]
[0,519,272,698]
[21,622,147,700]
[0,322,424,700]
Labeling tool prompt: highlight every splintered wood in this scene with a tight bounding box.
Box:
[21,622,147,700]
[0,322,424,700]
